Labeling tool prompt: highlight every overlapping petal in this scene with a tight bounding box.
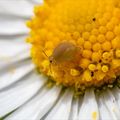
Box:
[6,86,61,120]
[0,72,46,117]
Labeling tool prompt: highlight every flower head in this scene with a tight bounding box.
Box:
[27,0,120,91]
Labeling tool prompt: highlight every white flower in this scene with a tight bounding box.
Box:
[0,0,120,120]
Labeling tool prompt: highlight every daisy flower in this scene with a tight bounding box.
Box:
[0,0,120,120]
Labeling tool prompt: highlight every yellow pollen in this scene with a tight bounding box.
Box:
[92,112,97,120]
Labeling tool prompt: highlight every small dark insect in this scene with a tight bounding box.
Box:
[42,42,81,73]
[49,42,80,64]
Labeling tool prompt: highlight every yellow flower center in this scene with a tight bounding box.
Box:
[27,0,120,91]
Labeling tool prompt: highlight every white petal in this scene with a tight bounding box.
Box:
[69,98,79,120]
[101,89,120,120]
[0,0,34,18]
[0,41,29,58]
[6,86,61,120]
[30,0,43,4]
[0,72,46,117]
[112,87,120,109]
[0,17,28,35]
[0,41,30,69]
[97,93,113,120]
[0,60,34,90]
[79,89,99,120]
[0,36,28,43]
[45,89,73,120]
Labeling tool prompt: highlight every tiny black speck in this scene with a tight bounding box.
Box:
[91,72,94,77]
[99,59,102,63]
[92,18,96,21]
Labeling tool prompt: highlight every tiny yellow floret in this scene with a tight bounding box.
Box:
[82,50,92,59]
[92,43,101,52]
[84,41,92,50]
[89,35,97,43]
[97,34,105,43]
[79,58,91,69]
[102,65,109,72]
[115,49,120,58]
[102,41,112,51]
[83,70,92,82]
[106,31,115,40]
[70,69,80,76]
[99,26,107,34]
[88,64,96,71]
